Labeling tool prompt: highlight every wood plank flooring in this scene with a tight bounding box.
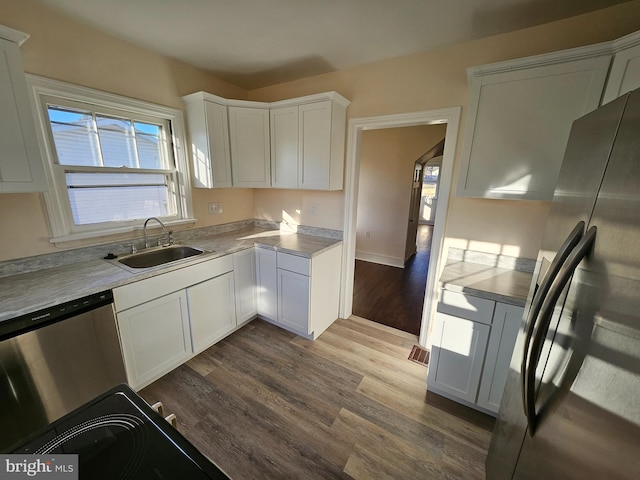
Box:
[140,316,494,479]
[353,225,433,334]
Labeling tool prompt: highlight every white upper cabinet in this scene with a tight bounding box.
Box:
[182,92,232,188]
[457,45,612,201]
[602,31,640,104]
[182,91,349,190]
[270,105,299,189]
[228,105,271,188]
[0,26,46,193]
[270,94,349,191]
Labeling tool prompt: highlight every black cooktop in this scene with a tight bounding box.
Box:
[11,384,229,479]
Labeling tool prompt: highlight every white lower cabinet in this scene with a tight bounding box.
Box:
[255,247,278,322]
[256,243,342,339]
[427,290,524,415]
[113,241,341,390]
[113,253,242,390]
[116,290,191,391]
[187,271,237,355]
[233,248,258,324]
[476,303,523,412]
[277,265,311,335]
[428,313,491,404]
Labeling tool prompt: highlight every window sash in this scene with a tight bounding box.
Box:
[27,74,194,242]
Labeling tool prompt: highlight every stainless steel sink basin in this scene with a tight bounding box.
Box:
[117,245,208,269]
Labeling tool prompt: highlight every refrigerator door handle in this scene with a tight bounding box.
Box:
[521,221,585,415]
[524,226,597,436]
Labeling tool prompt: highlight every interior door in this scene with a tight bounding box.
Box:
[404,162,423,263]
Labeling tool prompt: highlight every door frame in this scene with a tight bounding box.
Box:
[339,107,461,347]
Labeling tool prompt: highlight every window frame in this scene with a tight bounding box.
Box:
[26,75,194,243]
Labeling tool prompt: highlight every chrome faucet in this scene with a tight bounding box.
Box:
[143,217,166,249]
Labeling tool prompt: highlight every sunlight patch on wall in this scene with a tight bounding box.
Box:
[447,238,522,259]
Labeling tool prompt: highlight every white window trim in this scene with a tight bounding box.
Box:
[26,74,195,243]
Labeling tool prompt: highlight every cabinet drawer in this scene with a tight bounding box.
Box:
[437,290,495,325]
[277,252,310,275]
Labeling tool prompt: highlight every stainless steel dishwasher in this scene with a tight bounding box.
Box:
[0,290,127,451]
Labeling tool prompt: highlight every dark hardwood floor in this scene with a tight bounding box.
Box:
[353,225,432,334]
[140,316,494,479]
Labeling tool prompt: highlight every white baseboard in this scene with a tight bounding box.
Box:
[355,250,404,268]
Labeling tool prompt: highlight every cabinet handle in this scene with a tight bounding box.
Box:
[524,226,596,436]
[521,221,584,415]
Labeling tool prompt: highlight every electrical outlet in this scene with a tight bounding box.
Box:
[208,202,223,214]
[310,203,318,216]
[365,231,371,238]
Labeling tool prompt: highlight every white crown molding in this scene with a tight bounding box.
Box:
[467,40,614,81]
[181,90,350,108]
[0,24,29,45]
[612,29,640,52]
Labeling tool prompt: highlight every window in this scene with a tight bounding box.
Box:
[27,76,194,242]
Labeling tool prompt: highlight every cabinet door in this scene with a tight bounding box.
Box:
[0,37,46,192]
[427,312,490,403]
[477,303,524,413]
[270,105,299,188]
[228,106,271,188]
[299,101,332,190]
[457,54,611,200]
[187,272,237,354]
[255,247,277,321]
[116,290,191,390]
[602,34,640,104]
[185,99,232,188]
[277,268,310,335]
[233,248,257,324]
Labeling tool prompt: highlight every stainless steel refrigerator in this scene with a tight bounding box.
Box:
[485,88,640,479]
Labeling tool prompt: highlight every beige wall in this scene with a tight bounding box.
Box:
[248,1,640,259]
[0,0,253,261]
[253,189,344,230]
[356,125,446,264]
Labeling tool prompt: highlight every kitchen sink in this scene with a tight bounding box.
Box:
[117,245,208,269]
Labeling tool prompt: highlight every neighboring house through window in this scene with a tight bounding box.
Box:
[27,75,194,242]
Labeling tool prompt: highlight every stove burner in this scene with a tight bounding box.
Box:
[34,414,148,479]
[12,385,229,479]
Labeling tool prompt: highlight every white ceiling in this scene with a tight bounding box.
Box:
[37,0,631,89]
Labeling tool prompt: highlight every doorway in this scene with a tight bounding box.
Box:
[352,134,445,335]
[340,107,461,347]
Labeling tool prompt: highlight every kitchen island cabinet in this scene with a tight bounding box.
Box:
[0,25,46,193]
